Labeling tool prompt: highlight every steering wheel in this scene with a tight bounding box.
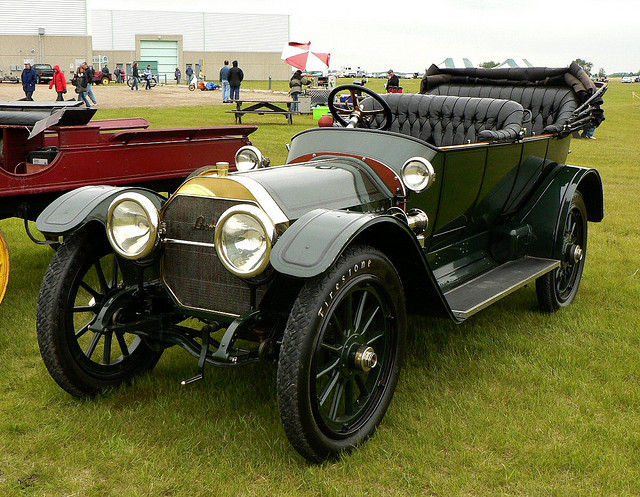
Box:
[327,84,393,130]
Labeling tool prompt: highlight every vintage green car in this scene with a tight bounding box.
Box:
[35,63,606,462]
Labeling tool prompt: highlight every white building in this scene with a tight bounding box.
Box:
[0,1,291,81]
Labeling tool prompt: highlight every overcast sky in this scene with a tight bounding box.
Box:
[89,0,639,74]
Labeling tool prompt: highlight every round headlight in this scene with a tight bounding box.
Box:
[215,204,276,278]
[401,157,436,193]
[235,146,267,172]
[106,193,159,260]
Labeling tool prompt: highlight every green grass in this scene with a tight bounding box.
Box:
[0,80,639,496]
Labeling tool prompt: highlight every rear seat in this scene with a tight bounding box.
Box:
[365,93,526,147]
[424,84,577,136]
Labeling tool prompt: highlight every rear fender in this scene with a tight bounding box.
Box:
[270,209,453,318]
[520,166,603,259]
[35,185,167,237]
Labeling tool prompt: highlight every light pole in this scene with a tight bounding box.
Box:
[38,27,45,63]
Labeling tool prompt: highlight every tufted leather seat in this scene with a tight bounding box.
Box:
[363,93,525,147]
[425,84,576,136]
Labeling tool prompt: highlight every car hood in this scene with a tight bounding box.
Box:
[176,157,394,221]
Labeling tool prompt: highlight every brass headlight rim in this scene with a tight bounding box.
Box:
[401,157,436,193]
[214,204,276,278]
[106,192,159,260]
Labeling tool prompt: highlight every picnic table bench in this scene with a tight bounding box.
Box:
[226,100,295,125]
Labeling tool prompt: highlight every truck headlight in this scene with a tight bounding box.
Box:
[107,193,159,260]
[215,204,275,278]
[235,146,269,172]
[401,157,436,193]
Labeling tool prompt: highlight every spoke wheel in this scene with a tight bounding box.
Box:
[277,245,406,462]
[536,191,588,312]
[37,227,163,397]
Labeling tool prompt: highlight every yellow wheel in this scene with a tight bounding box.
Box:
[0,229,10,305]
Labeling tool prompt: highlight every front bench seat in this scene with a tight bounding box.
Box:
[363,93,525,147]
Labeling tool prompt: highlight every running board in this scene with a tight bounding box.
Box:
[444,257,560,321]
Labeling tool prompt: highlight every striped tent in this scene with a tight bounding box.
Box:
[495,58,534,69]
[437,58,475,69]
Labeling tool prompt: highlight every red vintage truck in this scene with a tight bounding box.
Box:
[0,100,257,303]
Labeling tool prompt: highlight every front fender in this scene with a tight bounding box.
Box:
[271,208,453,319]
[36,185,167,236]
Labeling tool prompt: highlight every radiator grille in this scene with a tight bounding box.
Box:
[161,195,265,315]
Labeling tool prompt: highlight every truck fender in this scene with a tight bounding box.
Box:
[520,166,603,259]
[270,208,453,318]
[36,185,167,236]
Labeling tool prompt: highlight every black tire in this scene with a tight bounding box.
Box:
[277,245,406,462]
[126,77,134,88]
[36,226,163,397]
[536,191,588,312]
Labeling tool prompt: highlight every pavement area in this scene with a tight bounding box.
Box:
[0,82,288,109]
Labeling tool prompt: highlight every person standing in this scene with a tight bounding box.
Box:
[73,66,90,107]
[219,60,230,103]
[114,66,122,83]
[83,62,98,105]
[21,62,37,101]
[131,62,140,90]
[49,65,67,101]
[144,64,153,90]
[289,70,309,112]
[175,67,181,85]
[385,69,399,91]
[227,60,244,102]
[186,64,194,85]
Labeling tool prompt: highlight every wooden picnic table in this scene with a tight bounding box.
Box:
[226,100,295,125]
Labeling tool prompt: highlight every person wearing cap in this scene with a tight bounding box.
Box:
[385,69,399,91]
[21,62,38,101]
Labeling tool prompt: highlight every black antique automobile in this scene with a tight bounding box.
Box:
[34,63,606,462]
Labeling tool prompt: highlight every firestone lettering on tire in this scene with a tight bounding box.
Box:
[318,259,372,318]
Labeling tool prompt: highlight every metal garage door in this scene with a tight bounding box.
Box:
[139,40,178,82]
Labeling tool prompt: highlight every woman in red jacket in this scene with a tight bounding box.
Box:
[49,65,67,101]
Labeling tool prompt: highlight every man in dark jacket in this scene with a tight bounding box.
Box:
[82,62,98,105]
[21,62,37,100]
[386,69,399,91]
[227,60,244,102]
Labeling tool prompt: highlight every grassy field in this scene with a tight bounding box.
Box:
[0,80,638,496]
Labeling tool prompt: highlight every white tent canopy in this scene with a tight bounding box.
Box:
[437,58,475,69]
[495,58,534,68]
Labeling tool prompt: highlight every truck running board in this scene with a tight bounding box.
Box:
[444,257,560,321]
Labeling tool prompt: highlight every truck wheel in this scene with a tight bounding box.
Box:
[536,191,588,312]
[36,227,163,397]
[277,245,406,462]
[0,229,10,306]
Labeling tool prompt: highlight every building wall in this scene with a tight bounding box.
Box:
[0,0,87,36]
[0,5,291,81]
[91,10,288,53]
[91,10,291,80]
[0,35,92,80]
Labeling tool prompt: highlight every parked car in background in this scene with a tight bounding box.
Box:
[621,75,636,83]
[34,63,606,463]
[92,69,112,85]
[33,63,54,83]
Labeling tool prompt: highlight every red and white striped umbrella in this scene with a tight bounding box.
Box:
[281,42,331,72]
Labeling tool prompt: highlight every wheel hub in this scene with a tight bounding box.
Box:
[352,345,377,372]
[567,244,584,264]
